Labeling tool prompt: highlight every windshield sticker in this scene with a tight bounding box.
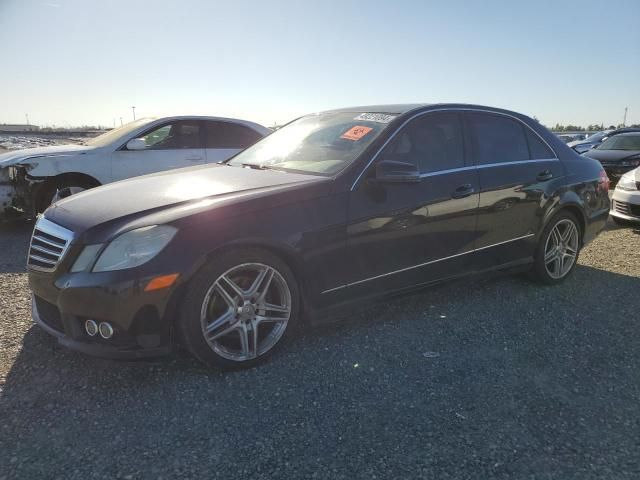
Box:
[354,113,398,124]
[341,125,373,141]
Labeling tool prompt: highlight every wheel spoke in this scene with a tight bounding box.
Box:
[209,320,239,341]
[255,314,288,324]
[250,318,260,357]
[237,324,251,358]
[561,223,575,243]
[249,266,274,299]
[214,283,237,309]
[262,302,290,314]
[220,275,246,300]
[544,248,557,263]
[204,309,235,337]
[551,226,561,246]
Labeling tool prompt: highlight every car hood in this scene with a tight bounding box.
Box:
[45,164,328,235]
[567,139,593,148]
[583,149,640,162]
[0,144,95,167]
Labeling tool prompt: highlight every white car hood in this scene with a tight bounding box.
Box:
[0,144,95,167]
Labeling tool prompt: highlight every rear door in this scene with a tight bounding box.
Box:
[204,121,264,164]
[465,111,562,268]
[337,111,479,301]
[111,120,206,181]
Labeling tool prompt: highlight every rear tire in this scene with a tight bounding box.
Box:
[178,248,300,369]
[531,211,581,285]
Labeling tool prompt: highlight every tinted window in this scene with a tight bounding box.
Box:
[382,112,464,173]
[599,134,640,150]
[206,122,263,149]
[526,129,554,159]
[468,113,529,164]
[139,121,202,150]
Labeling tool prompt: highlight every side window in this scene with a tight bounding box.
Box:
[467,113,529,164]
[206,122,263,149]
[139,122,202,150]
[382,112,465,174]
[525,128,555,159]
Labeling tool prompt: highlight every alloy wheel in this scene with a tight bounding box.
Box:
[199,263,292,362]
[544,219,579,279]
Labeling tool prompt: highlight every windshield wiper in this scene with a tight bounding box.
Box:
[240,163,274,170]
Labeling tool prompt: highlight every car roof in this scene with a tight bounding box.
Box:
[141,116,270,134]
[324,104,430,114]
[613,132,640,137]
[321,103,532,118]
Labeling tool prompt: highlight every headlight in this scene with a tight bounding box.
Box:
[617,175,639,191]
[92,225,177,272]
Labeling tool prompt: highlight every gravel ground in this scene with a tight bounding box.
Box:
[0,219,639,479]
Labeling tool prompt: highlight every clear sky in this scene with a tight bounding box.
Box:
[1,0,638,128]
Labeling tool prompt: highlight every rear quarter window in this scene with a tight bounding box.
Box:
[206,122,263,149]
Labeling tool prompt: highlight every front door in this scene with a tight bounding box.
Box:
[335,111,479,302]
[111,120,206,181]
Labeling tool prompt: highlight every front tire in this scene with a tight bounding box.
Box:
[35,177,97,213]
[532,211,581,284]
[179,248,299,369]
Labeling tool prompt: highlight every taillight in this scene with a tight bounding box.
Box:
[598,169,610,193]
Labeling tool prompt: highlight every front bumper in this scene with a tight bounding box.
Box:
[30,269,177,359]
[611,188,640,222]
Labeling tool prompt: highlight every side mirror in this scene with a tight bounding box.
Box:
[126,138,147,151]
[590,144,599,150]
[374,160,420,183]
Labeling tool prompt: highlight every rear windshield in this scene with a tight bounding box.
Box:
[598,135,640,151]
[227,112,398,175]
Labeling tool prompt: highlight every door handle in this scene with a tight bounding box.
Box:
[537,170,553,181]
[451,184,475,199]
[186,156,203,162]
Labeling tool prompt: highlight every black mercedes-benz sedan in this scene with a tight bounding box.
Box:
[582,132,640,181]
[28,104,610,368]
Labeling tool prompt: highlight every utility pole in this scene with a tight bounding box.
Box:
[131,106,136,121]
[25,113,30,126]
[623,107,628,127]
[120,117,123,126]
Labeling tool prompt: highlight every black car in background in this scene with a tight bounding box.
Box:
[583,132,640,180]
[569,127,640,153]
[28,104,610,369]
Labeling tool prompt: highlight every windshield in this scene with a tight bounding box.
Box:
[598,135,640,151]
[583,131,610,143]
[228,112,398,175]
[84,118,157,147]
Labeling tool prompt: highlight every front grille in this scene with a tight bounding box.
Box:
[614,200,640,218]
[27,217,74,272]
[34,296,64,332]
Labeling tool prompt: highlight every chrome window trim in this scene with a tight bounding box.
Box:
[350,107,559,190]
[321,233,535,294]
[417,158,559,179]
[27,216,74,273]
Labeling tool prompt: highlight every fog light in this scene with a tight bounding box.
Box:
[85,319,98,336]
[98,322,114,339]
